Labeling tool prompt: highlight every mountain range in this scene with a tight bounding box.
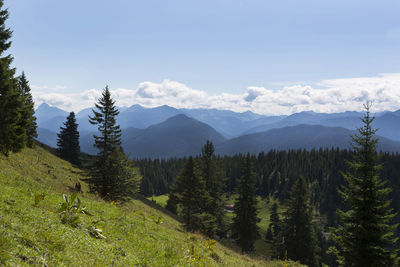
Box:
[34,103,400,158]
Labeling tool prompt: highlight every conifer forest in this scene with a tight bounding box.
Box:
[1,0,400,266]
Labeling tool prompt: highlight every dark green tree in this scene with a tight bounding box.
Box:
[0,1,25,155]
[269,202,284,257]
[170,156,210,232]
[57,112,80,165]
[87,86,129,199]
[231,153,260,253]
[282,176,319,267]
[16,72,37,148]
[329,103,399,266]
[89,86,122,158]
[166,185,178,214]
[201,140,226,237]
[105,147,142,201]
[270,202,281,238]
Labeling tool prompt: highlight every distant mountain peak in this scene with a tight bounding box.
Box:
[36,102,50,110]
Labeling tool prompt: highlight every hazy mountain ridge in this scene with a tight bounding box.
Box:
[35,103,400,158]
[216,124,400,155]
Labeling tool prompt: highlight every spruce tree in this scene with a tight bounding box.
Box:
[88,87,140,200]
[57,112,80,165]
[329,103,399,266]
[269,202,284,257]
[16,72,37,148]
[106,147,142,201]
[201,140,226,237]
[89,86,122,157]
[170,156,210,232]
[0,1,25,155]
[269,203,281,238]
[231,153,260,253]
[88,86,122,197]
[283,176,319,267]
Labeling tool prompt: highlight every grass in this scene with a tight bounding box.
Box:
[150,193,288,258]
[0,144,303,266]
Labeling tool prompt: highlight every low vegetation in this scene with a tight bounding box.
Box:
[0,144,302,266]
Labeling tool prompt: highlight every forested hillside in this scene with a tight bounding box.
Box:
[0,144,300,266]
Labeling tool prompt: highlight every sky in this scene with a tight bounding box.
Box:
[5,0,400,115]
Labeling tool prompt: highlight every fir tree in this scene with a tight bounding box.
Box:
[89,86,121,158]
[282,176,319,267]
[88,86,122,198]
[270,202,281,238]
[0,1,24,155]
[105,147,142,201]
[231,153,260,253]
[170,156,210,232]
[201,140,226,237]
[57,112,80,165]
[16,72,37,148]
[329,103,399,266]
[87,87,140,200]
[269,202,284,257]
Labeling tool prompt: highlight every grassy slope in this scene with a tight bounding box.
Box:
[150,194,287,257]
[0,145,303,266]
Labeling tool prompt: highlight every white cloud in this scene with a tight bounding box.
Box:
[32,74,400,115]
[32,84,68,91]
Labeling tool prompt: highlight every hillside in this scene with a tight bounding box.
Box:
[0,144,300,266]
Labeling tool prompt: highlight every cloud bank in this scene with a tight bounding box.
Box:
[32,73,400,115]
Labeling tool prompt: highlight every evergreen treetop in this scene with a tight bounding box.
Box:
[172,156,210,232]
[283,176,319,267]
[330,103,399,266]
[89,86,121,158]
[57,112,80,165]
[16,72,37,147]
[201,140,226,237]
[0,1,25,155]
[231,153,260,253]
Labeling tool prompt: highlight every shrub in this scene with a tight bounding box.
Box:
[58,192,91,227]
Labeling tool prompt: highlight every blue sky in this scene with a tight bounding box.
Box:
[5,0,400,114]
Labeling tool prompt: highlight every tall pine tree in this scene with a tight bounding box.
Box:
[88,86,122,197]
[57,112,80,165]
[168,156,211,233]
[269,202,284,258]
[231,153,260,253]
[201,140,226,237]
[0,1,25,155]
[89,86,122,158]
[282,176,319,267]
[16,72,37,148]
[87,86,140,200]
[329,103,399,266]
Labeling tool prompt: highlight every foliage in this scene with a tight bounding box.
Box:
[89,86,121,158]
[58,192,92,227]
[16,72,37,148]
[0,0,32,156]
[168,156,211,233]
[329,104,399,266]
[94,147,142,201]
[87,87,141,200]
[87,225,106,239]
[57,112,80,165]
[0,145,291,266]
[282,176,319,267]
[201,140,227,237]
[231,153,260,253]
